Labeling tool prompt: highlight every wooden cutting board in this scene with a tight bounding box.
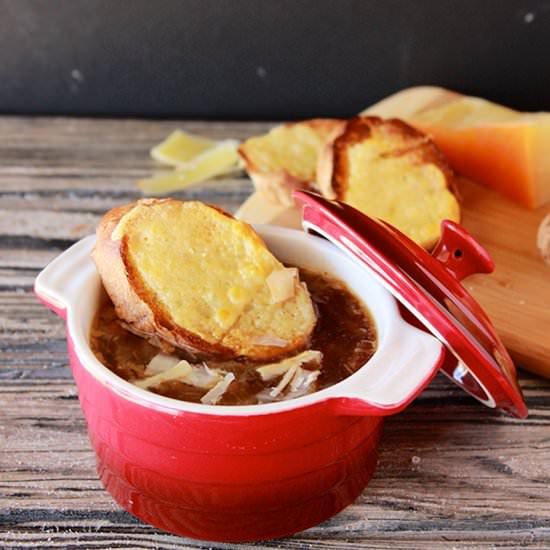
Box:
[236,87,550,378]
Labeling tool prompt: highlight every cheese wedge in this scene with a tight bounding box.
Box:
[415,108,550,209]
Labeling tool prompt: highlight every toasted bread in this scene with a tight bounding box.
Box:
[317,116,460,249]
[92,199,316,360]
[238,119,345,206]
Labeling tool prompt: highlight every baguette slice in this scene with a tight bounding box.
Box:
[238,119,345,206]
[317,116,460,249]
[92,199,316,361]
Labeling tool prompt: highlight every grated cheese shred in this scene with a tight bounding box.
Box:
[201,373,236,405]
[269,365,299,397]
[134,360,192,389]
[136,354,223,390]
[144,353,181,375]
[257,350,322,381]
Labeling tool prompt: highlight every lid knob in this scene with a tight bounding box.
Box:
[432,220,495,281]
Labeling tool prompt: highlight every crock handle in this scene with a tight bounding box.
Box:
[34,235,96,320]
[326,321,446,417]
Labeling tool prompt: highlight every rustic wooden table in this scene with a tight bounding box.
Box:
[1,116,549,549]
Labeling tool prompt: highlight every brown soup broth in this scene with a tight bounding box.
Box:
[90,269,377,405]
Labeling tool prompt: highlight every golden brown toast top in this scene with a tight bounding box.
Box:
[318,116,460,249]
[93,198,317,360]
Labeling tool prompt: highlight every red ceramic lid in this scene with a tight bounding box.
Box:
[293,190,528,419]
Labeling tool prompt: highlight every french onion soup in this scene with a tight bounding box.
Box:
[90,268,377,406]
[90,199,376,406]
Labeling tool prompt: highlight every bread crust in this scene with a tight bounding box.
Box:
[239,119,346,206]
[92,199,316,361]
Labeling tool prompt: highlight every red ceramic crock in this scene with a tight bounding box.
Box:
[34,201,526,542]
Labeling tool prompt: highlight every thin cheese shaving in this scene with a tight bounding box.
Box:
[138,140,240,195]
[270,365,299,397]
[266,267,299,303]
[134,360,192,389]
[184,364,224,389]
[150,130,215,166]
[290,368,320,393]
[144,353,181,375]
[251,334,288,347]
[200,372,236,405]
[140,354,224,390]
[257,350,323,381]
[255,368,320,403]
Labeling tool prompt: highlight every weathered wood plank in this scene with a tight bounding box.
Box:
[1,116,549,549]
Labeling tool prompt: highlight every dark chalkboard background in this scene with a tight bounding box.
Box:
[1,0,549,119]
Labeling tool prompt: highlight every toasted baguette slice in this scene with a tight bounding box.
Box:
[317,116,460,249]
[238,119,345,206]
[92,199,316,360]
